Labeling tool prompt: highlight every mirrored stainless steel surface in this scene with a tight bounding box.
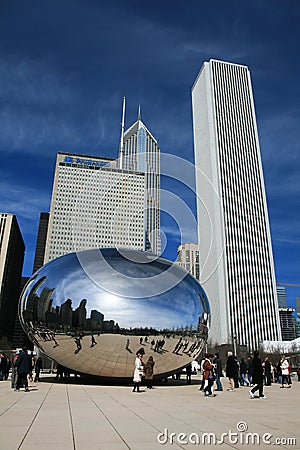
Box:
[20,248,210,380]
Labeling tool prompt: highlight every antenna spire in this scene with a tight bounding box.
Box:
[119,96,126,169]
[138,104,141,121]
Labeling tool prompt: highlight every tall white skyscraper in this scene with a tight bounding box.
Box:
[44,152,145,263]
[118,105,160,255]
[192,59,281,349]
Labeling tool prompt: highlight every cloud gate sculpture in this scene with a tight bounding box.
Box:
[20,248,210,381]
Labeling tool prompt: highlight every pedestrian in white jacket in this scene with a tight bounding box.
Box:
[280,356,291,388]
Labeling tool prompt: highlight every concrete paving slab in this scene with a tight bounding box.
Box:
[0,375,299,450]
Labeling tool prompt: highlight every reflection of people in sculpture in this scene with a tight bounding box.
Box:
[74,337,82,353]
[144,356,155,389]
[50,331,59,347]
[132,353,144,393]
[173,338,183,354]
[154,339,165,352]
[136,347,145,356]
[187,342,196,355]
[198,313,209,337]
[90,335,97,347]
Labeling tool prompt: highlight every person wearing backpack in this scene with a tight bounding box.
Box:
[15,348,32,392]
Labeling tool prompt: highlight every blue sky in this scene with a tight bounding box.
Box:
[0,0,299,308]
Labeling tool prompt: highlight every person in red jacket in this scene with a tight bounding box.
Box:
[202,354,216,397]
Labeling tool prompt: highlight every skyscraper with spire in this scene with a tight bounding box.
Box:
[43,101,160,263]
[118,101,161,255]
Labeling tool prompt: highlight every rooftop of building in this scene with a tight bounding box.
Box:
[57,151,116,161]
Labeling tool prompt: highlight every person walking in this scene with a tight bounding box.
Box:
[0,353,7,380]
[11,350,19,389]
[249,350,267,399]
[246,355,253,385]
[90,335,97,347]
[225,351,238,391]
[264,357,272,386]
[132,353,144,392]
[198,354,207,391]
[185,362,192,385]
[144,356,155,389]
[202,354,216,397]
[15,348,32,392]
[213,353,223,391]
[280,356,292,388]
[239,358,250,386]
[34,356,43,382]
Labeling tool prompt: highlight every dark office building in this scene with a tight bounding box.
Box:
[0,213,25,349]
[278,308,296,341]
[12,276,33,350]
[32,212,49,274]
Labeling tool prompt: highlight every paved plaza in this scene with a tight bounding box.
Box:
[0,374,299,450]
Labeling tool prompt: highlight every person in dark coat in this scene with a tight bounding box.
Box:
[239,358,250,386]
[225,351,238,391]
[185,362,192,385]
[15,348,32,391]
[34,356,43,382]
[246,355,253,385]
[249,350,266,399]
[0,354,8,380]
[213,353,223,391]
[11,351,19,389]
[264,357,272,386]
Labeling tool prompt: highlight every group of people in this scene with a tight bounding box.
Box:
[198,353,223,397]
[226,350,268,399]
[132,353,155,392]
[2,345,296,395]
[0,348,43,391]
[198,351,294,399]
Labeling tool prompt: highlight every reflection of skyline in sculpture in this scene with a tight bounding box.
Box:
[22,250,209,332]
[23,279,117,334]
[19,248,210,380]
